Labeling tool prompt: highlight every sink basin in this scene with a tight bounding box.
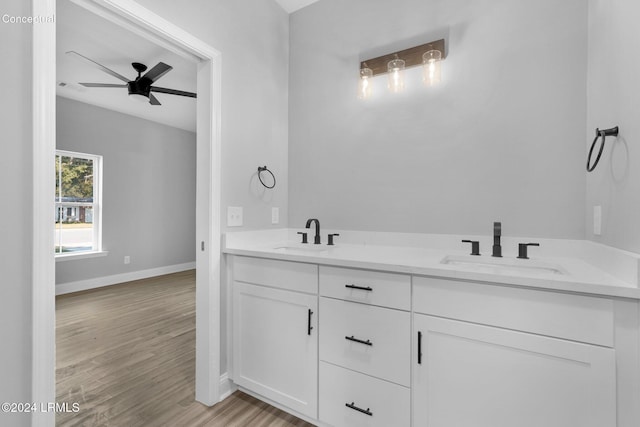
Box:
[440,255,567,276]
[272,244,329,254]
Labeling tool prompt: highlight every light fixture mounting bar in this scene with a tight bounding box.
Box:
[361,39,445,76]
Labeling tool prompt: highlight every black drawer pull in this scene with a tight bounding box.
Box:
[308,309,313,335]
[346,402,373,416]
[417,331,423,364]
[345,335,372,346]
[345,284,373,291]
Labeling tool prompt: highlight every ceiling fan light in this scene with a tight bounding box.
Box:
[129,93,149,104]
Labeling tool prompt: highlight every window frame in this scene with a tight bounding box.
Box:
[55,149,103,259]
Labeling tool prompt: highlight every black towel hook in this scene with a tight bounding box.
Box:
[257,166,276,189]
[587,126,619,172]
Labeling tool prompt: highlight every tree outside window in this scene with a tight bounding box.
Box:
[55,150,102,255]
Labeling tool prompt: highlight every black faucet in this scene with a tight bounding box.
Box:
[517,243,540,259]
[461,239,481,256]
[492,221,502,257]
[305,218,321,244]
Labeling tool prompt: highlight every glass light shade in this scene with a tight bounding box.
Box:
[358,67,373,99]
[422,50,442,86]
[387,58,405,93]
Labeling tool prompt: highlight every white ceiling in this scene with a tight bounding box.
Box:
[274,0,321,13]
[56,1,197,132]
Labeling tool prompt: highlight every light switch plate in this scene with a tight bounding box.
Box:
[227,206,243,227]
[124,255,130,265]
[593,205,602,235]
[271,207,279,225]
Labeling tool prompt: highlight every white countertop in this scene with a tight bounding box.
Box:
[223,229,640,299]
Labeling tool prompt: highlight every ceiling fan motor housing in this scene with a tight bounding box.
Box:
[127,77,152,97]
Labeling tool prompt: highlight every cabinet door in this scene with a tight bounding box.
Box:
[233,282,318,418]
[413,314,616,427]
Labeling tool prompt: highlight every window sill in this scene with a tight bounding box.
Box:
[55,251,109,262]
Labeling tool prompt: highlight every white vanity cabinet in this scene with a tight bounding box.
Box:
[318,266,411,427]
[412,276,617,427]
[231,257,318,419]
[227,253,638,427]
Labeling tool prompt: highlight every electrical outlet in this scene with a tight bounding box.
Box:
[124,255,130,265]
[227,206,243,227]
[272,207,279,225]
[593,205,602,235]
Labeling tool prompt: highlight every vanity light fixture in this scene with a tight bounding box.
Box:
[358,64,373,99]
[359,38,445,96]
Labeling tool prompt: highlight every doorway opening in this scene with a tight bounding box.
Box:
[32,1,222,424]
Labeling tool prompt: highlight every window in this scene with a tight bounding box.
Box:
[55,150,102,256]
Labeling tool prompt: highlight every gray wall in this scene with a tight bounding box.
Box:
[135,0,290,232]
[133,0,290,375]
[56,97,196,285]
[586,0,640,253]
[0,1,32,425]
[289,0,587,239]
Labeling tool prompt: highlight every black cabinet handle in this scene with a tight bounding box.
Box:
[418,331,423,364]
[345,335,372,346]
[345,284,373,291]
[307,309,313,335]
[345,402,373,417]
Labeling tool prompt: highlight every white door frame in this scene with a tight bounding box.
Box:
[32,0,222,425]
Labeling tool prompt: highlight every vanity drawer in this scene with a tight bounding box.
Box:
[319,266,410,310]
[233,256,318,294]
[413,276,615,347]
[320,297,410,386]
[319,361,410,427]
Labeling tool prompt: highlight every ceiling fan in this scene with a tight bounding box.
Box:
[66,51,196,105]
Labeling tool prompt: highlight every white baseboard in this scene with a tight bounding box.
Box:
[219,372,236,401]
[56,262,196,295]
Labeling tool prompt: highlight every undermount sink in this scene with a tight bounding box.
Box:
[272,244,328,254]
[441,255,567,276]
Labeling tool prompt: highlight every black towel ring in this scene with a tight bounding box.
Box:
[587,126,619,172]
[257,166,276,189]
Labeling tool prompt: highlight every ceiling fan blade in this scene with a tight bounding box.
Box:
[66,51,130,83]
[142,62,173,83]
[148,93,162,106]
[79,83,127,88]
[151,86,197,98]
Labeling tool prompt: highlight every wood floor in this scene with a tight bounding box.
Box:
[56,270,314,427]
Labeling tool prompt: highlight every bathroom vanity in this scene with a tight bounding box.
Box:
[224,230,640,427]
